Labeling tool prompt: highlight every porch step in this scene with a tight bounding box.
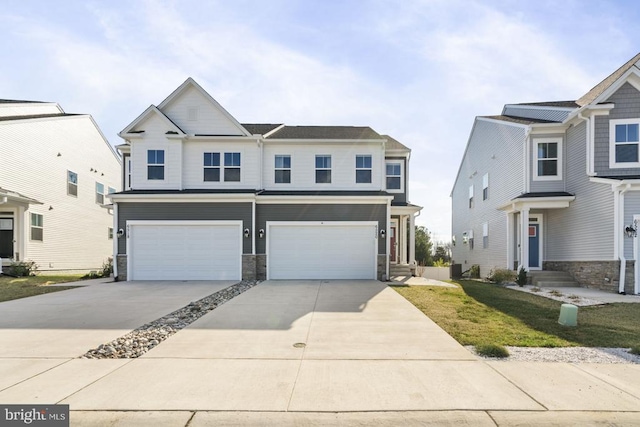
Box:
[530,270,579,287]
[390,264,413,277]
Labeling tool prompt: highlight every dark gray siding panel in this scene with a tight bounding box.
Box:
[256,204,387,254]
[594,82,640,176]
[117,202,252,254]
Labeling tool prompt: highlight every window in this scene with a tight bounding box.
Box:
[483,222,489,249]
[204,152,221,182]
[316,155,331,183]
[108,186,116,195]
[386,161,402,191]
[534,138,561,180]
[30,213,43,241]
[468,185,474,208]
[224,152,241,182]
[275,155,291,184]
[108,227,113,240]
[147,149,165,180]
[95,182,105,205]
[610,119,640,167]
[356,155,372,183]
[482,173,489,201]
[67,170,78,197]
[126,157,132,189]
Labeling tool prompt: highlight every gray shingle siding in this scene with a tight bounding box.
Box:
[256,204,387,254]
[451,119,526,276]
[502,106,572,122]
[594,82,640,176]
[546,122,614,260]
[117,202,253,254]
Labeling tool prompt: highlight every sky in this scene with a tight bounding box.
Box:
[2,0,639,243]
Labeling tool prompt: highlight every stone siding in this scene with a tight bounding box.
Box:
[256,254,267,281]
[242,255,256,281]
[377,255,387,281]
[116,254,127,281]
[543,260,635,294]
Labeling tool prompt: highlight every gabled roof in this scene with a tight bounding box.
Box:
[119,105,185,137]
[480,115,558,125]
[382,134,410,152]
[515,101,579,108]
[266,125,382,140]
[577,52,640,107]
[0,113,79,122]
[0,187,42,204]
[241,123,283,135]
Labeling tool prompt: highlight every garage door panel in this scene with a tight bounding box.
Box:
[269,223,376,280]
[129,223,241,281]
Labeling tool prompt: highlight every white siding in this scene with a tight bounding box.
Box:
[0,115,120,271]
[623,191,640,259]
[451,119,526,276]
[182,140,260,189]
[0,103,62,118]
[262,143,383,190]
[160,86,244,136]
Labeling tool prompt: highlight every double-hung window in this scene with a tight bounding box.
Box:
[95,182,105,205]
[126,158,132,189]
[67,170,78,197]
[30,213,43,241]
[147,149,165,180]
[315,155,331,183]
[386,161,402,191]
[224,152,241,182]
[275,155,291,184]
[610,119,640,167]
[204,152,221,182]
[482,222,489,249]
[468,185,474,208]
[534,138,561,180]
[482,173,489,201]
[356,155,372,183]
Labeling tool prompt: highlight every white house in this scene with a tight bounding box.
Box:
[110,78,422,281]
[0,100,121,274]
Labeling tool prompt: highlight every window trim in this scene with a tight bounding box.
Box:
[482,222,489,249]
[67,170,78,197]
[385,160,404,193]
[533,137,562,181]
[609,118,640,168]
[468,184,474,209]
[95,182,105,205]
[482,173,489,201]
[315,155,332,184]
[274,154,291,184]
[126,157,132,190]
[30,213,43,242]
[203,152,221,182]
[147,149,165,181]
[355,154,372,184]
[223,152,241,182]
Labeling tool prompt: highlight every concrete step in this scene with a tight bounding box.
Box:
[530,270,579,287]
[390,264,412,277]
[535,280,580,288]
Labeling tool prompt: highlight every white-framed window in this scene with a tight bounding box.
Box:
[356,155,372,184]
[30,213,43,241]
[224,152,241,182]
[275,155,291,184]
[482,173,489,201]
[468,185,474,208]
[147,149,165,180]
[108,186,116,195]
[108,227,113,240]
[204,152,221,182]
[95,182,105,205]
[483,222,489,249]
[533,138,562,180]
[126,157,132,189]
[610,119,640,168]
[67,170,78,197]
[386,161,403,192]
[316,155,331,183]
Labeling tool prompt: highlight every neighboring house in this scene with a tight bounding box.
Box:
[451,53,640,295]
[110,78,422,281]
[0,100,121,273]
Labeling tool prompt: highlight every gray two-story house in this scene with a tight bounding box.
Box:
[110,78,421,281]
[451,53,640,295]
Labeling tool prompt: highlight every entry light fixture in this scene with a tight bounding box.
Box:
[625,220,638,238]
[116,228,125,238]
[258,229,265,239]
[244,228,250,238]
[379,229,386,239]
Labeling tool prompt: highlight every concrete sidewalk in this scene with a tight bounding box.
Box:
[0,280,638,425]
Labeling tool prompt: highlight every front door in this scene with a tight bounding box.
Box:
[0,218,14,259]
[390,225,397,263]
[528,223,540,269]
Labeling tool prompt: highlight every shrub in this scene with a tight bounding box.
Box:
[629,346,640,356]
[470,264,480,279]
[475,343,510,358]
[101,257,113,277]
[516,267,528,287]
[6,260,38,277]
[487,268,516,285]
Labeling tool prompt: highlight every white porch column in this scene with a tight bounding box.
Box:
[506,212,515,270]
[16,206,26,262]
[521,208,530,270]
[400,215,407,264]
[409,213,416,265]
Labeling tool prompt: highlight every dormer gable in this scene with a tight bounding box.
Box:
[119,105,185,138]
[577,52,640,107]
[157,78,251,137]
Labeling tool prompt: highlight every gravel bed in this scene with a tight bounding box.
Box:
[505,285,604,306]
[81,280,258,359]
[467,346,640,364]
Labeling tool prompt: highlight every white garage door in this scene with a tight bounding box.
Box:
[128,221,241,281]
[268,222,377,280]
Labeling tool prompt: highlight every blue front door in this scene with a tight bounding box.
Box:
[528,223,540,268]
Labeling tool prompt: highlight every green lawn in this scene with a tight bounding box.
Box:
[0,275,84,302]
[393,280,640,348]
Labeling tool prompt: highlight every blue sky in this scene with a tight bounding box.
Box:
[2,0,639,242]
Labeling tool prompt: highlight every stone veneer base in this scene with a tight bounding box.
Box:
[543,260,635,294]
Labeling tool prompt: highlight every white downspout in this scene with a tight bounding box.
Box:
[524,127,532,193]
[618,184,630,294]
[113,203,118,279]
[578,111,594,176]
